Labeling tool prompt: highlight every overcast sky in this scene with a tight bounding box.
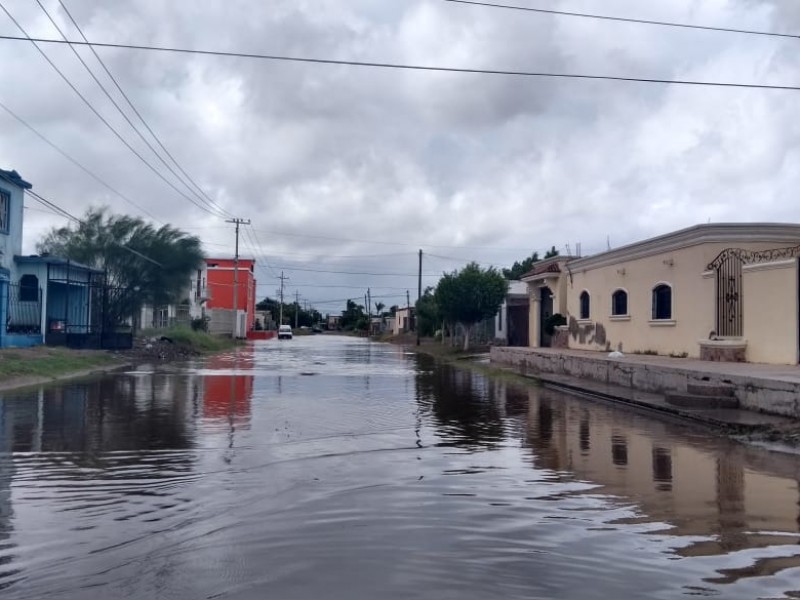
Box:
[1,0,799,313]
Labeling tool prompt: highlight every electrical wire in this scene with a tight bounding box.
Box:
[0,2,226,217]
[54,0,233,219]
[443,0,800,41]
[0,34,798,91]
[34,0,226,219]
[0,99,160,222]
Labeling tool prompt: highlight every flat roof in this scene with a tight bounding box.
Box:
[14,255,103,273]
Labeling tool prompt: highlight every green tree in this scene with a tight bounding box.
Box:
[374,301,385,316]
[502,251,540,280]
[256,296,321,328]
[340,299,366,330]
[434,262,508,351]
[37,207,203,326]
[503,246,560,279]
[415,286,440,337]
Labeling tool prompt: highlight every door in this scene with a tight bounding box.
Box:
[539,286,554,347]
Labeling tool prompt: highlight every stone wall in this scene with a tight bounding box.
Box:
[490,346,800,418]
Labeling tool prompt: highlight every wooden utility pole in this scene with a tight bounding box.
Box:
[295,290,300,329]
[406,289,411,333]
[417,249,422,345]
[278,271,288,325]
[226,218,250,338]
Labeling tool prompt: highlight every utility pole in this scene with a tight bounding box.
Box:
[417,249,422,346]
[295,290,300,329]
[367,288,372,336]
[278,271,288,325]
[406,289,411,333]
[226,218,250,338]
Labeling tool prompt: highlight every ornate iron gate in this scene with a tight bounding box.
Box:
[714,253,743,337]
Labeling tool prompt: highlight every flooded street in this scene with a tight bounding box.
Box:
[0,336,799,599]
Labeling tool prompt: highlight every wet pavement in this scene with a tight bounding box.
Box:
[0,335,799,599]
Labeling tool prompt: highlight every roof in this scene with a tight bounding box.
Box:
[569,222,800,271]
[14,255,103,273]
[519,256,566,280]
[0,169,32,190]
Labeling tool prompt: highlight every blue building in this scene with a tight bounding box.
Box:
[0,168,98,348]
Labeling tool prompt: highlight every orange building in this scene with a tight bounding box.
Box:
[205,258,257,332]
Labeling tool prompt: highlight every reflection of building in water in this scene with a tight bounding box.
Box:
[201,355,254,428]
[522,386,800,573]
[0,373,204,453]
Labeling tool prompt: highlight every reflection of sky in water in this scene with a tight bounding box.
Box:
[0,335,797,599]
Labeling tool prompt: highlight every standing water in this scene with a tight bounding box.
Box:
[0,336,798,599]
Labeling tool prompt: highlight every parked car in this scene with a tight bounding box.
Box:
[278,325,293,340]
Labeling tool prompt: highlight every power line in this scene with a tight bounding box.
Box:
[271,265,441,276]
[0,99,160,222]
[0,3,225,217]
[1,34,799,92]
[33,0,226,219]
[53,0,233,219]
[443,0,800,41]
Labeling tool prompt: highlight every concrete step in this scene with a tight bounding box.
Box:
[686,382,736,397]
[666,393,739,410]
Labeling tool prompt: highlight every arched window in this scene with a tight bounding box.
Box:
[652,284,672,320]
[19,274,38,302]
[579,291,590,320]
[611,289,628,316]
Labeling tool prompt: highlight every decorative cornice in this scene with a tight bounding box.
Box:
[708,245,800,270]
[570,223,800,271]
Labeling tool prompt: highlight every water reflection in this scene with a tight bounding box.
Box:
[415,356,506,448]
[518,385,800,586]
[0,338,797,599]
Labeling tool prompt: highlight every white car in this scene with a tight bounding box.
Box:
[278,325,293,340]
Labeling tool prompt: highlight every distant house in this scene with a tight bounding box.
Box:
[494,281,529,347]
[327,315,342,330]
[0,168,102,348]
[392,307,414,335]
[204,258,257,337]
[521,223,800,364]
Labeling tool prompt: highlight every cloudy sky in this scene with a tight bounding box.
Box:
[1,0,799,313]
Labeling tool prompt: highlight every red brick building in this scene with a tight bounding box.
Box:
[204,258,257,332]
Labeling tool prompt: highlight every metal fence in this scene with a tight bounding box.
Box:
[45,276,135,350]
[6,283,42,334]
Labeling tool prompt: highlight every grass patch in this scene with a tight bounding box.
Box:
[139,326,240,353]
[403,339,541,387]
[0,346,119,382]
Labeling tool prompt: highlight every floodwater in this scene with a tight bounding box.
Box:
[0,337,799,599]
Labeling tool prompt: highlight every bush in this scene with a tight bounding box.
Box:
[190,316,209,332]
[544,313,567,336]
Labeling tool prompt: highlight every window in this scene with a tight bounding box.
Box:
[652,284,672,320]
[0,189,9,234]
[611,289,628,316]
[579,291,590,320]
[19,274,38,302]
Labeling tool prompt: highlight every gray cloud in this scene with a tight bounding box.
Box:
[1,0,799,309]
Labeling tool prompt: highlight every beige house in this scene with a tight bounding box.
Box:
[521,223,800,365]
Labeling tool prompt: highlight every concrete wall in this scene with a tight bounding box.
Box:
[0,178,25,274]
[491,346,800,418]
[742,260,798,364]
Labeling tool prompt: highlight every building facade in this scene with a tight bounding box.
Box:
[204,258,257,335]
[521,224,800,365]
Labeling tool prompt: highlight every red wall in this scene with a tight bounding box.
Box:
[205,258,257,331]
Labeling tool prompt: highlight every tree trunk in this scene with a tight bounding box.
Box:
[462,323,472,352]
[441,320,446,345]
